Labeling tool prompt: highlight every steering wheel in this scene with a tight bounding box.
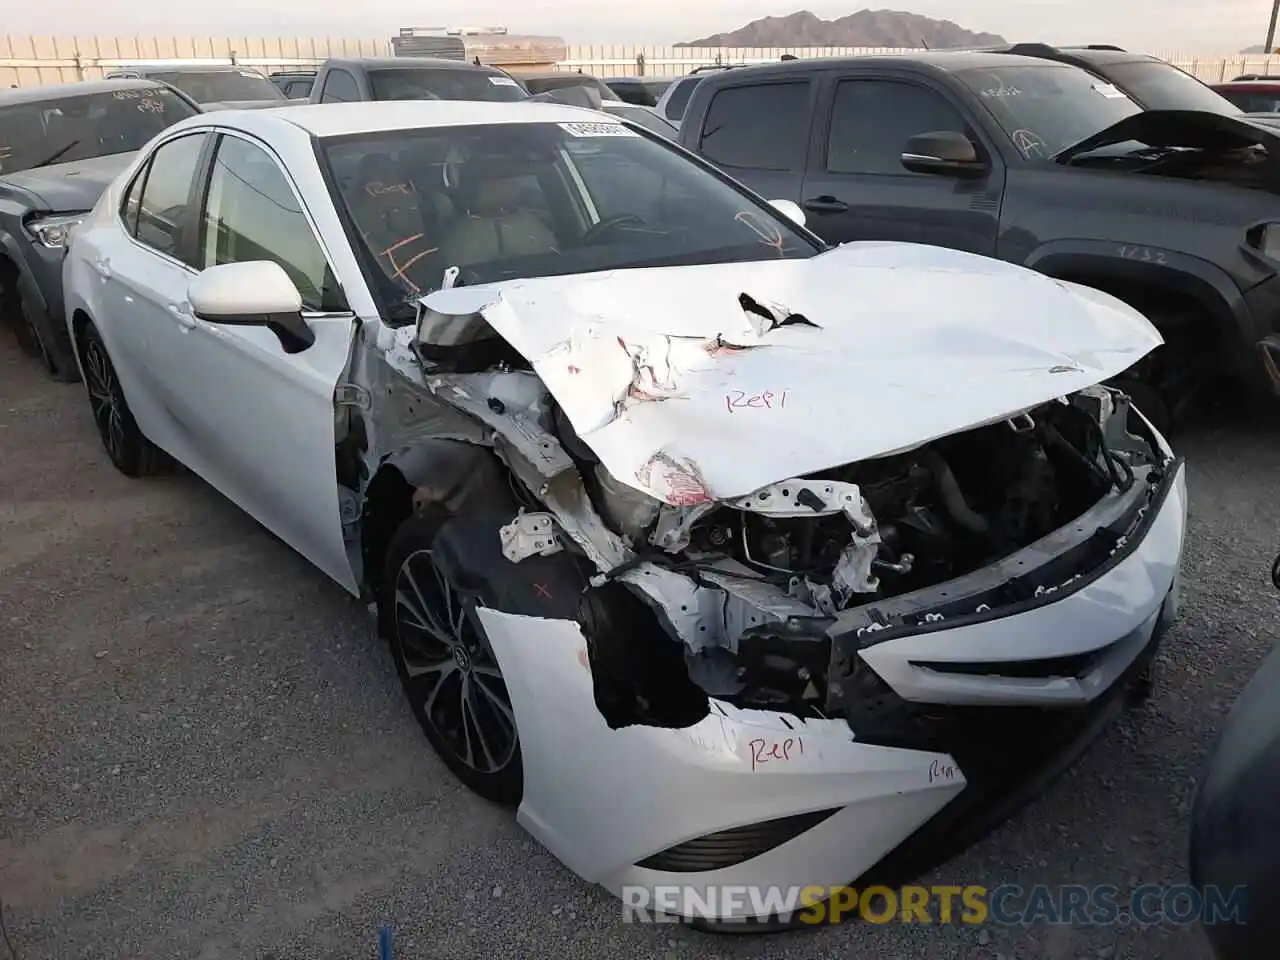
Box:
[581,213,645,244]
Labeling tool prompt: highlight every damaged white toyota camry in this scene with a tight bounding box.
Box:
[63,100,1186,923]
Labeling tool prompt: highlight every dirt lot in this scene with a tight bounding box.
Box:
[1,332,1278,960]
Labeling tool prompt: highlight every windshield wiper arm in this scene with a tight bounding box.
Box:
[30,140,81,169]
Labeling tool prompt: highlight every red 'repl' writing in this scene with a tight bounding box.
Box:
[725,389,790,413]
[748,736,804,770]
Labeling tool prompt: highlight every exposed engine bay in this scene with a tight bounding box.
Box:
[485,383,1166,719]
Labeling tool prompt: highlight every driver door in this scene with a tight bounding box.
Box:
[800,75,1004,255]
[158,131,361,593]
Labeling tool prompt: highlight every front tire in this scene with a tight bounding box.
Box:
[78,323,167,477]
[381,513,523,806]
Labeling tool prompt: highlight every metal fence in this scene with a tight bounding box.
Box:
[1,34,1278,87]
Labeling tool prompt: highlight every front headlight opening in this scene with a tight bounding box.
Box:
[25,213,86,249]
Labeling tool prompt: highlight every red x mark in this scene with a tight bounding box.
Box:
[533,582,553,601]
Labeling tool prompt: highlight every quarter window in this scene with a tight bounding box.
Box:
[698,82,810,171]
[320,70,359,104]
[134,132,206,264]
[199,135,337,310]
[827,80,971,175]
[119,166,145,236]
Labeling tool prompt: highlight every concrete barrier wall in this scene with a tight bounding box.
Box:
[1,34,1278,87]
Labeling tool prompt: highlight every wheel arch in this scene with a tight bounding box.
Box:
[360,438,516,606]
[1027,244,1241,334]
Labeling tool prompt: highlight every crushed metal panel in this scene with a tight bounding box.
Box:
[418,242,1163,507]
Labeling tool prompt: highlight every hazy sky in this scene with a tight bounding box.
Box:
[7,1,1273,53]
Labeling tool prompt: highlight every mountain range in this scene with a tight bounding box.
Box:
[677,8,1006,49]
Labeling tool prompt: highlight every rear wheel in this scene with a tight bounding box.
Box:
[78,323,167,477]
[382,513,523,806]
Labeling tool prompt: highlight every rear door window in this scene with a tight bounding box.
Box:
[133,132,207,265]
[698,81,811,171]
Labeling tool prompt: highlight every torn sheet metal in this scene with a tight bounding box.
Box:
[419,243,1163,506]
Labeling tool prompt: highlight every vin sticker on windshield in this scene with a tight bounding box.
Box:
[1092,83,1126,98]
[558,121,638,137]
[488,76,520,86]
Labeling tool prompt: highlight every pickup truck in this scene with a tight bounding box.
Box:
[306,57,527,104]
[677,51,1280,427]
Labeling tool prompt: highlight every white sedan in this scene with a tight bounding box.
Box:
[63,100,1185,925]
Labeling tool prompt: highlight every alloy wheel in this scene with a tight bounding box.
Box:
[393,549,518,774]
[82,338,125,464]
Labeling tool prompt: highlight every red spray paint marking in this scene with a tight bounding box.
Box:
[748,737,804,770]
[725,389,790,413]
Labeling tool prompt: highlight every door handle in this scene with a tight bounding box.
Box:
[166,302,196,329]
[92,257,111,278]
[802,196,850,214]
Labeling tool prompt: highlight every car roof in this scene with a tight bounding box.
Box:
[692,50,1078,83]
[1214,80,1280,88]
[604,76,668,83]
[202,98,621,139]
[116,64,265,75]
[1005,44,1155,65]
[324,56,498,72]
[0,77,172,106]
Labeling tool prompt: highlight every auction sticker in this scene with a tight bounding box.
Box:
[558,121,638,137]
[488,76,520,87]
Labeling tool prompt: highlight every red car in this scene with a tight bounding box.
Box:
[1211,77,1280,113]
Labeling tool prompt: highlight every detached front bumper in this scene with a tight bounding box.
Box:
[475,461,1187,923]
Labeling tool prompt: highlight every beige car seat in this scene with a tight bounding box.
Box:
[436,172,560,269]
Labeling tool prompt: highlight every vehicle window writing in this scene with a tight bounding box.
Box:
[320,70,360,104]
[828,80,971,175]
[956,64,1142,159]
[699,81,810,171]
[200,135,336,310]
[134,132,206,264]
[0,88,198,174]
[149,69,283,103]
[321,121,818,318]
[368,68,528,102]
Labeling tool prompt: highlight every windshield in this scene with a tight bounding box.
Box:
[0,88,198,174]
[369,68,528,102]
[322,119,817,320]
[956,64,1142,159]
[602,103,678,139]
[149,69,282,103]
[1106,61,1241,115]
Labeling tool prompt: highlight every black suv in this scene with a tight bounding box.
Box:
[990,44,1241,115]
[678,52,1280,426]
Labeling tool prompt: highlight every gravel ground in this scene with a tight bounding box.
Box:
[1,332,1277,960]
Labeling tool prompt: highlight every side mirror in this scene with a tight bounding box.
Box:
[188,261,315,354]
[901,131,988,178]
[768,198,806,227]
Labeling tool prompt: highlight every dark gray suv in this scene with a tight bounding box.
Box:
[0,79,199,378]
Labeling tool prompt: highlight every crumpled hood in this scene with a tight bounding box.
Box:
[0,152,134,210]
[1056,109,1280,161]
[418,242,1162,505]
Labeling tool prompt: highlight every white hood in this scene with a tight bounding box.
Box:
[419,242,1162,506]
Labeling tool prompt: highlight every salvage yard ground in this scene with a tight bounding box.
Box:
[1,332,1278,960]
